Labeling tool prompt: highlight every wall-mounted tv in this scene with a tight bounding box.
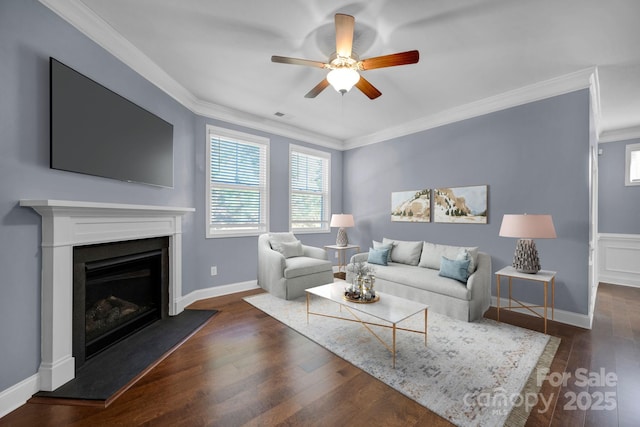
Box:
[50,57,174,188]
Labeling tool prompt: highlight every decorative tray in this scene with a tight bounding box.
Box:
[343,294,380,304]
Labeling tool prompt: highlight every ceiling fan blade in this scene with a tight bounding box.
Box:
[271,56,327,68]
[305,79,330,98]
[355,76,382,99]
[335,14,355,58]
[359,50,420,70]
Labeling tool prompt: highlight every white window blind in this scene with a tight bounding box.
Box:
[290,145,330,232]
[625,143,640,186]
[630,150,640,182]
[206,125,269,237]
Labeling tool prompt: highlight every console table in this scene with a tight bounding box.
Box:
[324,244,360,279]
[495,266,556,334]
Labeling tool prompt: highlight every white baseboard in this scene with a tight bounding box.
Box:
[490,296,591,330]
[0,374,39,419]
[598,279,640,289]
[598,233,640,287]
[176,280,259,312]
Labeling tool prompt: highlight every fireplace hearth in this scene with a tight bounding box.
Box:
[73,238,169,369]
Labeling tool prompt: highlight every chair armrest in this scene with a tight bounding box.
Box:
[262,247,286,272]
[302,245,328,260]
[257,234,288,298]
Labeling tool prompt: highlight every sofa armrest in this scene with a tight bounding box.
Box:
[302,245,328,260]
[349,252,369,264]
[345,252,370,283]
[466,252,492,319]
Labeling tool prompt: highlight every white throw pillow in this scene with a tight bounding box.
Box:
[419,241,479,274]
[269,232,297,252]
[277,240,304,258]
[382,238,422,266]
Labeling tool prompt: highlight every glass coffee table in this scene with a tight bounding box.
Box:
[305,282,428,368]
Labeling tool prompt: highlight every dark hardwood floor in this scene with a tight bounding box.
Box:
[2,283,639,426]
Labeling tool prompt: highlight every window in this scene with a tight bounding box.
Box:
[290,145,331,233]
[206,125,269,238]
[625,142,640,186]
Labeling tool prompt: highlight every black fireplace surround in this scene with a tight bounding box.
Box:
[73,237,169,370]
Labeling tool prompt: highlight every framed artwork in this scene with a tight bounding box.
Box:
[391,189,431,222]
[433,185,487,224]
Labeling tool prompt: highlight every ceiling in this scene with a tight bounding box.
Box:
[42,0,640,149]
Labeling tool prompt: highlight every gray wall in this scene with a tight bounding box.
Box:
[598,138,640,234]
[0,0,593,398]
[343,91,591,315]
[0,0,342,392]
[0,0,196,390]
[190,116,343,293]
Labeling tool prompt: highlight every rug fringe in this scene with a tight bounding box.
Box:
[505,335,561,427]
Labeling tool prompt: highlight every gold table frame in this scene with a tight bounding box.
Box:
[323,244,360,279]
[495,266,556,334]
[306,292,427,368]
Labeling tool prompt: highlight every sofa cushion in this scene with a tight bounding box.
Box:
[277,240,304,258]
[372,240,393,262]
[382,238,422,266]
[284,256,332,279]
[419,242,479,274]
[439,256,471,283]
[372,262,471,300]
[367,247,389,266]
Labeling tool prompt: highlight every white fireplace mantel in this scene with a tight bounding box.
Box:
[20,199,195,391]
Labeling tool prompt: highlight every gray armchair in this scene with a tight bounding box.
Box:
[258,233,334,300]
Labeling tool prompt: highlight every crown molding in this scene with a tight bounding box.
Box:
[589,67,602,139]
[343,68,597,150]
[38,0,342,150]
[40,0,199,106]
[190,98,343,149]
[599,124,640,143]
[39,1,635,150]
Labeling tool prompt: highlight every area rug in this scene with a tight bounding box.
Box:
[244,293,559,427]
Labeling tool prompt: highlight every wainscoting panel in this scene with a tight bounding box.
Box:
[598,233,640,287]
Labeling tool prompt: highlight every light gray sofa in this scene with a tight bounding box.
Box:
[346,238,491,322]
[258,233,334,300]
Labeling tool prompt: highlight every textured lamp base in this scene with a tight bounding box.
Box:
[336,228,349,247]
[512,238,541,273]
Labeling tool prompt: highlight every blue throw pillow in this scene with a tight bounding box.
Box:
[373,240,393,262]
[367,247,389,266]
[439,256,471,283]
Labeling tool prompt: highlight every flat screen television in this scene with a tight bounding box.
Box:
[50,57,174,188]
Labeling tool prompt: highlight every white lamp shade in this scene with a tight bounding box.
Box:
[330,214,354,228]
[499,214,556,239]
[327,68,360,93]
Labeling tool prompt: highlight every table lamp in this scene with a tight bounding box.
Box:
[330,214,354,247]
[499,214,556,273]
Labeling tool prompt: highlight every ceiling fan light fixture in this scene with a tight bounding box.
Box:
[327,67,360,94]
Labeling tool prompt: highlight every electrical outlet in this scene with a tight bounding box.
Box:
[335,252,339,258]
[210,266,217,276]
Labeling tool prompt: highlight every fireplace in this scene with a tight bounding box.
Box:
[20,199,194,391]
[73,237,169,368]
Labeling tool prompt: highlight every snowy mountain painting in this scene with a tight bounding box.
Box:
[391,189,431,222]
[433,185,487,224]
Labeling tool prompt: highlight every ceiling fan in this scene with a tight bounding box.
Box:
[271,13,419,99]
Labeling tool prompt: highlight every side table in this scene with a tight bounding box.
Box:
[323,244,360,279]
[495,266,556,334]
